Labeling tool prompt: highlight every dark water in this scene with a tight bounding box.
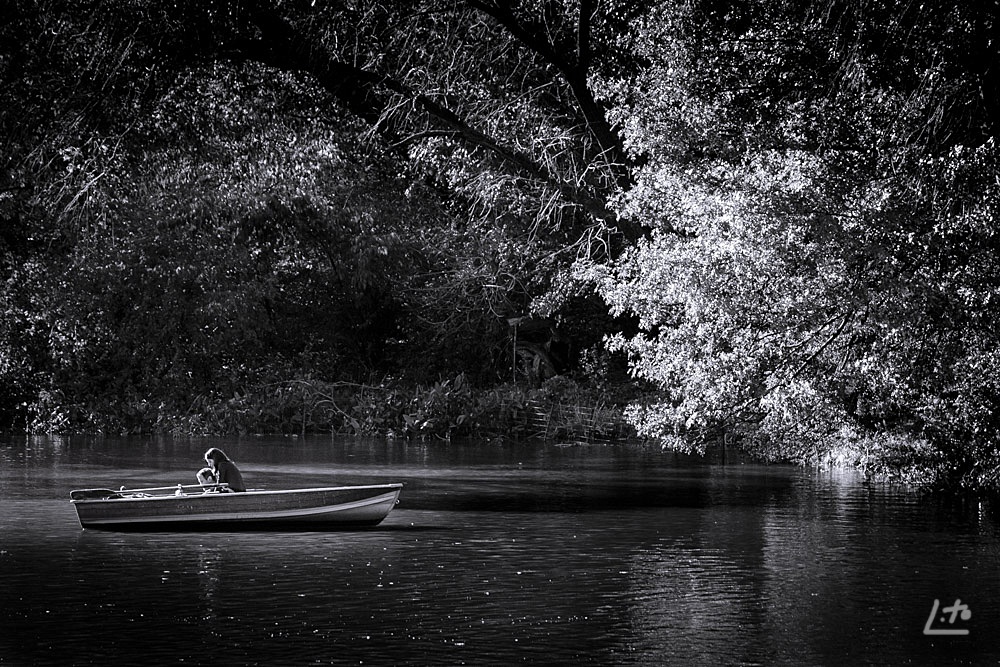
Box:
[1,435,998,666]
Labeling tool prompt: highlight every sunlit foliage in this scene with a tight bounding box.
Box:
[586,0,1000,489]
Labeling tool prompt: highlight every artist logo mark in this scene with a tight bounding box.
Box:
[923,599,971,636]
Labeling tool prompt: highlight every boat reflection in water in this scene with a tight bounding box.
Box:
[70,483,403,530]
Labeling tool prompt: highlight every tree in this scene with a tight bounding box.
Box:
[586,0,1000,489]
[1,0,651,429]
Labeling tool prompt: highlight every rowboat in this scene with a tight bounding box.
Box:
[69,483,403,530]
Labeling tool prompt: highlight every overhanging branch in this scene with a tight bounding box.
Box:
[237,5,638,235]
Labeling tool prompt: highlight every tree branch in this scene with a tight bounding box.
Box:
[788,311,854,381]
[236,5,638,235]
[465,0,628,179]
[577,0,593,71]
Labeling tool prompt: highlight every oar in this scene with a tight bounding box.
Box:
[70,483,229,500]
[114,483,230,494]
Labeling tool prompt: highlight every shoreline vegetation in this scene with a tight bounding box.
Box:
[13,372,975,495]
[21,374,638,444]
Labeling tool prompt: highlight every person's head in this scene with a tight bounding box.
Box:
[196,467,216,485]
[204,448,230,469]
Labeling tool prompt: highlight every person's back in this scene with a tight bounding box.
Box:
[215,459,246,492]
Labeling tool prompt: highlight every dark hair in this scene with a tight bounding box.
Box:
[204,447,231,464]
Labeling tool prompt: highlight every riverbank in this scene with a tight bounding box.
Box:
[17,373,997,495]
[22,374,639,444]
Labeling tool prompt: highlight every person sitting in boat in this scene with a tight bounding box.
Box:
[202,448,246,492]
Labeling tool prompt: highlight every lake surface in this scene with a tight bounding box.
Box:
[1,435,997,666]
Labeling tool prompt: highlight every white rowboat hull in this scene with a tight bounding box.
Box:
[70,484,403,530]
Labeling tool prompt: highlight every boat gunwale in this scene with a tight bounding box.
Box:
[70,483,403,505]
